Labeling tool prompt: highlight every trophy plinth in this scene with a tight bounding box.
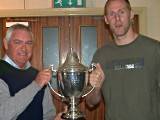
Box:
[48,48,95,120]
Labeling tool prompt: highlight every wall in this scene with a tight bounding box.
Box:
[130,0,160,40]
[146,0,160,40]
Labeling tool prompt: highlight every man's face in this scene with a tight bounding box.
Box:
[6,29,33,68]
[105,0,133,38]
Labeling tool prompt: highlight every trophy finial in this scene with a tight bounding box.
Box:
[67,48,79,64]
[59,48,86,72]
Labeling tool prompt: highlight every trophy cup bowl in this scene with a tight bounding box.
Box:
[57,71,87,98]
[48,48,95,120]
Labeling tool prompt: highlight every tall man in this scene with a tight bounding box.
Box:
[87,0,160,120]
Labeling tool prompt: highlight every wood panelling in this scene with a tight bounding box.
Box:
[31,16,107,120]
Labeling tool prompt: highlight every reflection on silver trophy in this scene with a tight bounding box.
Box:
[48,48,95,120]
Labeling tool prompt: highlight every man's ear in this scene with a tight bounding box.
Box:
[3,38,8,50]
[104,16,109,24]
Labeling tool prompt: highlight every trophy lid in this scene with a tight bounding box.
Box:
[58,48,87,72]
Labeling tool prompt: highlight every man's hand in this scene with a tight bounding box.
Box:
[35,69,52,87]
[86,63,105,107]
[89,63,105,89]
[54,113,62,120]
[54,106,67,120]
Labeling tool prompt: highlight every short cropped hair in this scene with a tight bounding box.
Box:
[104,0,132,16]
[5,24,33,43]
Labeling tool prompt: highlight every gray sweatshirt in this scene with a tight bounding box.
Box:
[0,79,56,120]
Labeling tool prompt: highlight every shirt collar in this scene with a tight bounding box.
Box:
[3,54,31,69]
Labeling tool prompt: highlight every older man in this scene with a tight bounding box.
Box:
[0,24,61,120]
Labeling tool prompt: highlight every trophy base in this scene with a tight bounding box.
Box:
[61,113,86,120]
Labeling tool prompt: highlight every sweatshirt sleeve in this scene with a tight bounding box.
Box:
[43,86,56,120]
[0,79,41,120]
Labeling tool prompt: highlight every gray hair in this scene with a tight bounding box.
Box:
[5,24,34,43]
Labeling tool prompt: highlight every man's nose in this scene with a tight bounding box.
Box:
[114,13,121,21]
[21,43,27,50]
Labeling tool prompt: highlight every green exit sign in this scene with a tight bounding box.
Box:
[54,0,86,8]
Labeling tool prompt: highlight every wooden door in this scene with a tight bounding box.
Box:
[37,16,107,120]
[0,15,139,120]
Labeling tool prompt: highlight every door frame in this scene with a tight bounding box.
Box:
[0,7,147,34]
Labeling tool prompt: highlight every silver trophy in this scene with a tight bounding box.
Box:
[48,48,95,120]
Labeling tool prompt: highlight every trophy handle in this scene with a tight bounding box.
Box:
[82,63,96,98]
[48,82,64,98]
[48,65,64,98]
[82,85,95,98]
[88,63,96,72]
